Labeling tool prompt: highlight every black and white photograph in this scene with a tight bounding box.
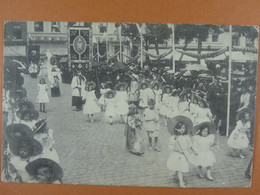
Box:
[1,21,259,187]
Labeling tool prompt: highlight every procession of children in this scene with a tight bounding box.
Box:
[71,66,255,187]
[2,58,254,187]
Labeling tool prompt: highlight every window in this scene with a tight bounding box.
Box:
[51,22,60,32]
[232,37,239,46]
[246,37,253,47]
[12,25,22,40]
[99,23,107,33]
[34,22,44,32]
[212,34,219,42]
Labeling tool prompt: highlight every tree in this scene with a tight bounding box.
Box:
[175,24,224,63]
[144,23,171,55]
[118,23,171,62]
[232,26,258,47]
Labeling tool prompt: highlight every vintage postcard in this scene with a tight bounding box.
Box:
[1,21,258,187]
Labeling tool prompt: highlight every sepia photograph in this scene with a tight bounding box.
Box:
[1,21,259,188]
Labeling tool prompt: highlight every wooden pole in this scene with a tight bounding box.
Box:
[172,24,175,72]
[226,25,232,137]
[140,30,143,68]
[97,35,100,62]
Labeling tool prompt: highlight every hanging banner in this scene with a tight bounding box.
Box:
[68,27,92,70]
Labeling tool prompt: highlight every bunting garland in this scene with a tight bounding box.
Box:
[142,49,173,60]
[123,53,140,61]
[176,47,228,59]
[232,46,258,53]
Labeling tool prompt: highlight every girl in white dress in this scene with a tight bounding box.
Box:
[189,95,200,121]
[83,82,101,123]
[167,116,195,187]
[195,98,214,125]
[115,82,129,123]
[32,119,60,164]
[5,136,43,183]
[227,108,251,158]
[98,83,110,111]
[160,85,173,125]
[169,89,180,116]
[36,78,49,113]
[151,82,162,112]
[139,81,154,110]
[143,99,160,151]
[104,90,117,125]
[192,122,216,180]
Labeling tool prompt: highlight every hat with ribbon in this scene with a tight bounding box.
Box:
[192,122,216,135]
[167,115,193,135]
[9,136,43,157]
[104,90,117,99]
[6,124,33,140]
[25,158,63,183]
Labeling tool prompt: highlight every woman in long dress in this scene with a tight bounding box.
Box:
[49,66,62,97]
[125,104,144,155]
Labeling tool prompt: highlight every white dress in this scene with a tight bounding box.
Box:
[190,103,199,120]
[167,135,192,173]
[36,84,49,103]
[32,129,60,163]
[153,89,162,111]
[160,94,173,117]
[83,90,101,114]
[192,134,216,167]
[6,155,31,182]
[143,108,160,133]
[139,88,154,108]
[115,91,129,115]
[227,120,250,149]
[98,88,110,106]
[195,107,212,125]
[169,96,179,115]
[105,98,117,117]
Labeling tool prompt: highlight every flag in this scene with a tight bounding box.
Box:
[167,23,174,29]
[136,23,147,34]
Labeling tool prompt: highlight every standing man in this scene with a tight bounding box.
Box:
[71,70,86,111]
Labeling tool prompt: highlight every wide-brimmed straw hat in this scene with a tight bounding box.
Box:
[9,136,43,157]
[6,124,33,140]
[236,108,254,121]
[19,108,39,121]
[192,122,216,135]
[104,90,117,98]
[162,85,173,94]
[17,100,35,110]
[115,82,128,91]
[167,115,193,135]
[25,158,63,183]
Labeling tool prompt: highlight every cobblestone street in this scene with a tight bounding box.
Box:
[23,75,252,188]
